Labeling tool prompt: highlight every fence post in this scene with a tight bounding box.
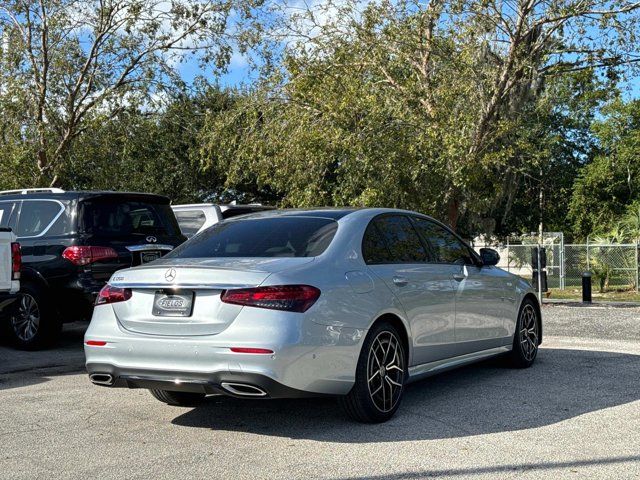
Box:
[586,237,590,270]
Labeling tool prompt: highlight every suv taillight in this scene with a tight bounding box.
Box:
[11,242,21,280]
[220,285,321,313]
[63,246,118,266]
[95,284,132,305]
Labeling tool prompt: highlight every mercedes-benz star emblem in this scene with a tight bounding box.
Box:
[165,268,176,282]
[146,236,158,243]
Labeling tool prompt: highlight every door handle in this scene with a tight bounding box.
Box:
[392,276,409,286]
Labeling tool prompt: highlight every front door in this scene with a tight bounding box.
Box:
[411,217,507,354]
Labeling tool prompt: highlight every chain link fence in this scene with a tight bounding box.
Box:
[475,235,640,297]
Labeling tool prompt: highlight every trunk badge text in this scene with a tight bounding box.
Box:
[165,268,176,282]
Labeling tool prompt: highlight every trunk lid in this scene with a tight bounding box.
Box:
[108,257,314,336]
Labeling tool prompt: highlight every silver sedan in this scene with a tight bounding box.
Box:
[84,208,541,423]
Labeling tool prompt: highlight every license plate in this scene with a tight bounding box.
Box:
[153,291,194,317]
[141,251,161,264]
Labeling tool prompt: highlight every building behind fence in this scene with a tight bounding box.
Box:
[474,233,640,293]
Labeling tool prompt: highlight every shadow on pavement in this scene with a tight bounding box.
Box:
[0,322,87,391]
[336,455,640,479]
[172,348,640,441]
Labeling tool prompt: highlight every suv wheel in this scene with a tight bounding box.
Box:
[339,321,407,423]
[7,283,61,350]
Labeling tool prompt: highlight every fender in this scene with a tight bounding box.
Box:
[20,267,50,289]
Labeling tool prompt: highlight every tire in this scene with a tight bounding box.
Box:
[339,321,407,423]
[508,298,540,368]
[149,389,207,407]
[6,283,61,350]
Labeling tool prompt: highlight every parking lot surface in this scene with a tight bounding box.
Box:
[1,304,639,479]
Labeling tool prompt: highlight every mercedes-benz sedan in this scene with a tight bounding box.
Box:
[85,208,541,423]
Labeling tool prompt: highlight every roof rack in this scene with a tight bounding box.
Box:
[0,188,65,196]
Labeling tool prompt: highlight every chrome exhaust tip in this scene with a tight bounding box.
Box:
[90,373,114,386]
[220,382,267,397]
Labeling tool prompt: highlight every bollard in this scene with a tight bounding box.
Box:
[582,271,592,303]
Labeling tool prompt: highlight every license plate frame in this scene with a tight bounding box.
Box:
[152,291,194,317]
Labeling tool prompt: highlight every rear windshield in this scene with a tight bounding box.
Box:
[167,217,338,258]
[80,198,180,237]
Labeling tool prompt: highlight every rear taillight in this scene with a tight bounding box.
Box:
[63,246,118,266]
[220,285,321,313]
[11,242,21,280]
[95,284,132,305]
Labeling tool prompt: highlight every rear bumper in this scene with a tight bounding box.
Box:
[86,363,321,398]
[84,304,365,397]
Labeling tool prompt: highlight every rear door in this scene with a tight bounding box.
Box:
[363,214,457,365]
[78,195,186,282]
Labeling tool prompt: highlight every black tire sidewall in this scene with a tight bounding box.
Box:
[343,321,407,423]
[511,298,540,368]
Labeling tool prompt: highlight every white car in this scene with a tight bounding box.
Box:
[0,226,21,340]
[85,208,541,423]
[172,203,274,237]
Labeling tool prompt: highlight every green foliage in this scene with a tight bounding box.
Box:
[569,100,640,238]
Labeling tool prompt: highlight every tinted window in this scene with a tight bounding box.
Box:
[167,217,338,258]
[0,202,16,228]
[362,222,392,264]
[363,215,427,264]
[81,199,180,237]
[412,217,472,264]
[174,210,206,237]
[221,207,272,219]
[16,201,63,237]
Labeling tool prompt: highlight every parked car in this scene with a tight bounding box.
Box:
[0,227,21,339]
[85,208,541,423]
[172,203,274,237]
[0,189,186,349]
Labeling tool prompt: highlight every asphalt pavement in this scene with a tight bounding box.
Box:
[1,305,639,479]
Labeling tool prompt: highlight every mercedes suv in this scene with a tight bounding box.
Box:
[0,189,186,349]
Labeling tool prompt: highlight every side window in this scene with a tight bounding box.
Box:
[0,202,16,229]
[412,217,472,265]
[362,222,392,264]
[16,201,63,238]
[174,210,206,237]
[363,215,428,264]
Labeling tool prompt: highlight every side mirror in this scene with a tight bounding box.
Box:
[480,248,500,266]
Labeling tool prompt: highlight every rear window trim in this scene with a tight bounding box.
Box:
[12,199,66,239]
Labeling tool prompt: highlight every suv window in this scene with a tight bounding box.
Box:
[174,210,206,237]
[362,215,428,264]
[412,217,473,265]
[0,202,16,228]
[167,217,338,258]
[80,199,180,237]
[16,200,63,237]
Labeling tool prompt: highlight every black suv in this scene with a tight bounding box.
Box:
[0,189,186,348]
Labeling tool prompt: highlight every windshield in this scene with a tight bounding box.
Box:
[80,198,180,237]
[166,217,338,258]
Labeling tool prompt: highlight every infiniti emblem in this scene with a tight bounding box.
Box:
[146,235,157,243]
[165,268,176,282]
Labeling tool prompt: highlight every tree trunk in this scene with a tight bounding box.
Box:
[447,195,460,230]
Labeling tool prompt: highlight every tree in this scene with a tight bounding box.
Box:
[0,0,262,187]
[569,99,640,238]
[202,0,639,233]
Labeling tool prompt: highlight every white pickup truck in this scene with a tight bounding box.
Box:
[0,228,20,328]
